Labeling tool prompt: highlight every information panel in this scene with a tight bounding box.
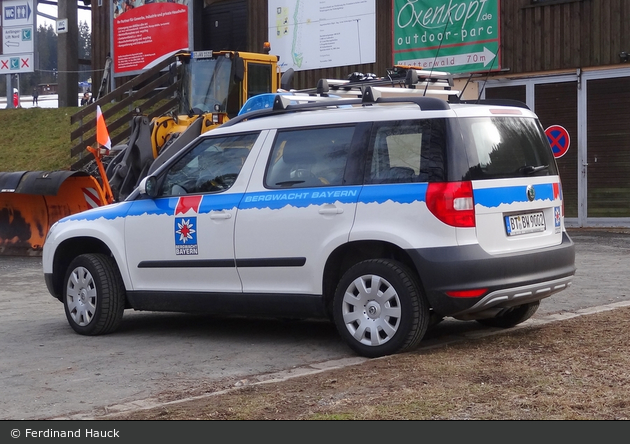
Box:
[268,0,375,72]
[112,0,191,76]
[392,0,500,75]
[0,0,34,73]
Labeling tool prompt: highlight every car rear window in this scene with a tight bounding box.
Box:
[458,116,558,180]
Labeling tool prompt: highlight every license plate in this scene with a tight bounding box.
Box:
[505,212,546,236]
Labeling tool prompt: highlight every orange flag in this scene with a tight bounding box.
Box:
[96,105,111,150]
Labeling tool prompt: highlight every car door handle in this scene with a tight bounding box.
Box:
[318,206,344,215]
[209,211,232,220]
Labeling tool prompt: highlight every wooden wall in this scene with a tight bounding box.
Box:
[500,0,630,74]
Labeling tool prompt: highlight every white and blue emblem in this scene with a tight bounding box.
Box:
[175,217,198,255]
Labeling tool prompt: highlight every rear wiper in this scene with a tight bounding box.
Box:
[518,165,549,175]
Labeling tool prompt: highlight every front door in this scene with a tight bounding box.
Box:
[124,132,262,293]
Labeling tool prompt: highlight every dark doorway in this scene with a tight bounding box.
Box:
[202,0,248,51]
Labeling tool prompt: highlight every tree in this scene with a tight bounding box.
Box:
[78,20,91,83]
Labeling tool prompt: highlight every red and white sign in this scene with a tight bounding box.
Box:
[112,1,190,75]
[545,125,571,159]
[0,53,32,73]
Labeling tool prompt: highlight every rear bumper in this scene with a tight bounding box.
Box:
[407,231,576,317]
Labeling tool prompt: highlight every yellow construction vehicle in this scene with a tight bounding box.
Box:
[0,48,291,256]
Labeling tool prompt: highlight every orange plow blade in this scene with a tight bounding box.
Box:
[0,171,107,256]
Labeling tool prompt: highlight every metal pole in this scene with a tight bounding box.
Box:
[5,74,14,109]
[15,74,19,107]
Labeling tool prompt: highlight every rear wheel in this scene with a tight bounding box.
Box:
[476,301,540,328]
[63,253,126,335]
[333,259,429,358]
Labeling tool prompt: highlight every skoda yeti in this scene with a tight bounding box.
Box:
[43,90,576,358]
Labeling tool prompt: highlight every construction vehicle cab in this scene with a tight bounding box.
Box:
[150,50,283,159]
[179,50,277,117]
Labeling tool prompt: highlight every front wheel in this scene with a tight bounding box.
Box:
[333,259,429,358]
[63,253,126,335]
[476,301,540,328]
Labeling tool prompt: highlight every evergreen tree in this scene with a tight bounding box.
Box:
[78,20,91,84]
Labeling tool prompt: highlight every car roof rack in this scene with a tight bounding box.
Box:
[222,86,452,128]
[293,65,458,99]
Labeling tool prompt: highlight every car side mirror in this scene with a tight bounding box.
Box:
[138,176,158,198]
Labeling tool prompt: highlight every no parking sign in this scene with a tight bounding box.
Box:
[545,125,571,158]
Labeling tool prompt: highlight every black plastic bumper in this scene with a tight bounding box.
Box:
[44,272,62,302]
[407,231,576,316]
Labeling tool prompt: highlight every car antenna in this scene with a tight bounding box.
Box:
[457,73,474,101]
[476,47,499,102]
[423,15,451,96]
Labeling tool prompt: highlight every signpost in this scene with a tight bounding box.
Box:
[1,0,35,108]
[392,0,500,75]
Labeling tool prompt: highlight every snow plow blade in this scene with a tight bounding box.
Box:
[0,171,107,256]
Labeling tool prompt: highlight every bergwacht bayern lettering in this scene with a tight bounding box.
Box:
[25,428,120,438]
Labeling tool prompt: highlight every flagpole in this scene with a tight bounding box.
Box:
[87,105,115,205]
[87,145,115,205]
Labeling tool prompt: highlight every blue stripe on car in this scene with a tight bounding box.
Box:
[474,183,555,208]
[59,182,558,223]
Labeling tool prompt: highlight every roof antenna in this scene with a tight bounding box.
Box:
[457,73,474,101]
[476,47,499,102]
[423,15,451,96]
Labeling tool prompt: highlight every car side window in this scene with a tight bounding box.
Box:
[159,132,259,196]
[265,126,355,188]
[366,120,447,184]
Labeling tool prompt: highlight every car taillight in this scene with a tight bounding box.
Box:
[426,181,475,228]
[446,288,488,298]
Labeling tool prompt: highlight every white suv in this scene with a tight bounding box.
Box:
[43,89,576,358]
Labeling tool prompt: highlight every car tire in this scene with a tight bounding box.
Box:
[476,301,540,328]
[63,253,126,335]
[333,259,429,358]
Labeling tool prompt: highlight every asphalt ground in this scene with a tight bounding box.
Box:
[0,227,628,420]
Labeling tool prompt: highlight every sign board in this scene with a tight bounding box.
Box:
[1,0,34,72]
[392,0,501,75]
[2,0,33,27]
[268,0,376,72]
[56,18,67,34]
[545,125,571,158]
[2,25,32,53]
[0,52,33,73]
[111,0,191,76]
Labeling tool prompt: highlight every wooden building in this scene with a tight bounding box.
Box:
[88,0,630,227]
[485,0,630,227]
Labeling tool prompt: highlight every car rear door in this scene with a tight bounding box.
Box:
[457,113,565,254]
[234,124,364,296]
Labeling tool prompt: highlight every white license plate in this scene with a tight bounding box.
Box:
[505,212,546,236]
